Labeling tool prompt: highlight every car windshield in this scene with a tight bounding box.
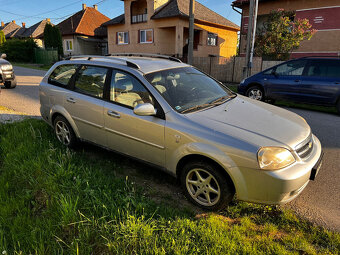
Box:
[145,67,235,113]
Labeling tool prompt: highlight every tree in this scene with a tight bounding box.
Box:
[255,9,316,60]
[0,30,6,45]
[43,23,63,58]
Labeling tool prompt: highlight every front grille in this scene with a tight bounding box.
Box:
[296,136,313,160]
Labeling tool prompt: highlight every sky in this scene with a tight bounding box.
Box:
[0,0,241,28]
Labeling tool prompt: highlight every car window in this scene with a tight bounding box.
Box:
[110,70,153,108]
[49,64,78,87]
[74,66,108,98]
[306,60,340,78]
[145,67,233,113]
[275,60,307,76]
[263,68,273,75]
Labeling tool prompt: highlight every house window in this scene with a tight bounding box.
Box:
[65,39,73,51]
[140,29,153,43]
[117,32,129,45]
[207,32,218,46]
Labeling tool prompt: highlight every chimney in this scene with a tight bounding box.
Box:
[22,22,26,28]
[82,3,86,10]
[46,18,51,23]
[93,4,98,10]
[1,21,4,27]
[12,20,16,24]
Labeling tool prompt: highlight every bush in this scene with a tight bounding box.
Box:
[0,38,37,62]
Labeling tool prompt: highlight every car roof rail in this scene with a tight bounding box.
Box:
[63,55,141,70]
[106,53,182,63]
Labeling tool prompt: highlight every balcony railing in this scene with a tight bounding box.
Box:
[132,14,147,24]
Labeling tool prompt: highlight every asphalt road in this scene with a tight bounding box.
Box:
[1,66,339,231]
[0,66,45,116]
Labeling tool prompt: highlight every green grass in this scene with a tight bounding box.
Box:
[0,119,339,254]
[12,62,52,71]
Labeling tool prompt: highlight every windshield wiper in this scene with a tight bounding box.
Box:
[181,94,237,114]
[180,103,214,114]
[209,93,237,105]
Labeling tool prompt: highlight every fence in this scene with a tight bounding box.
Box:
[192,56,283,83]
[34,48,58,65]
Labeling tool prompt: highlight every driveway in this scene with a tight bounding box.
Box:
[1,66,339,231]
[284,108,340,232]
[0,66,45,116]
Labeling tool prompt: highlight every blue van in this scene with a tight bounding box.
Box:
[237,57,340,114]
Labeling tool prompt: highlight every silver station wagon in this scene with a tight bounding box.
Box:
[39,54,323,210]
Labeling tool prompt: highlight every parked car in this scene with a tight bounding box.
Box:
[238,57,340,114]
[0,53,17,89]
[39,54,323,210]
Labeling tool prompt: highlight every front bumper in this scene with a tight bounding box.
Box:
[0,70,15,83]
[235,135,322,204]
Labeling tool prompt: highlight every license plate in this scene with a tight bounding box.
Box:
[310,152,323,181]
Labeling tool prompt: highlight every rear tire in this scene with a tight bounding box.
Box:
[180,161,235,211]
[246,85,264,101]
[4,77,17,89]
[53,116,77,148]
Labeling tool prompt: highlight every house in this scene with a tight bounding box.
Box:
[103,0,240,59]
[0,20,20,39]
[57,4,110,56]
[12,19,53,47]
[232,0,340,58]
[0,19,52,47]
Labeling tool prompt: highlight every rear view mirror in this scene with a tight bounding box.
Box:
[1,53,6,59]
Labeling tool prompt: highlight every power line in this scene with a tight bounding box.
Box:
[0,0,83,22]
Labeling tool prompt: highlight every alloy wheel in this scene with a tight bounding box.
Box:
[55,120,71,145]
[248,89,263,100]
[186,168,221,207]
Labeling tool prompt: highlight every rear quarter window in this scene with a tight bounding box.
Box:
[48,64,78,87]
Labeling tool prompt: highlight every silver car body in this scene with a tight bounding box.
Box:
[39,56,322,205]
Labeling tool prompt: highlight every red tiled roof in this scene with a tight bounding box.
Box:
[57,7,110,37]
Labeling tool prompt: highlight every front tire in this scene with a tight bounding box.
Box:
[180,161,235,211]
[4,77,17,89]
[246,85,264,101]
[53,116,77,148]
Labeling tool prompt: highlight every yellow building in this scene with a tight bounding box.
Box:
[104,0,240,58]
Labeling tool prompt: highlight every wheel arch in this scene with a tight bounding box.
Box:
[176,154,235,192]
[50,107,80,138]
[245,82,264,94]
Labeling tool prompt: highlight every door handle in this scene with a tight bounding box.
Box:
[294,80,300,82]
[66,97,76,103]
[107,110,121,118]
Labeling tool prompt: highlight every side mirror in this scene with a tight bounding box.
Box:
[1,53,6,59]
[133,103,156,116]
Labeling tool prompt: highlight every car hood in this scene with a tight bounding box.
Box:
[185,95,311,149]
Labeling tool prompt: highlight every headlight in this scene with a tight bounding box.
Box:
[240,79,245,84]
[257,147,295,170]
[1,64,12,71]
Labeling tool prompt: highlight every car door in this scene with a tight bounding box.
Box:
[64,65,108,146]
[299,59,340,105]
[264,59,307,101]
[103,69,166,167]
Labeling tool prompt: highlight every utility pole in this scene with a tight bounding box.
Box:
[243,0,259,79]
[188,0,195,65]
